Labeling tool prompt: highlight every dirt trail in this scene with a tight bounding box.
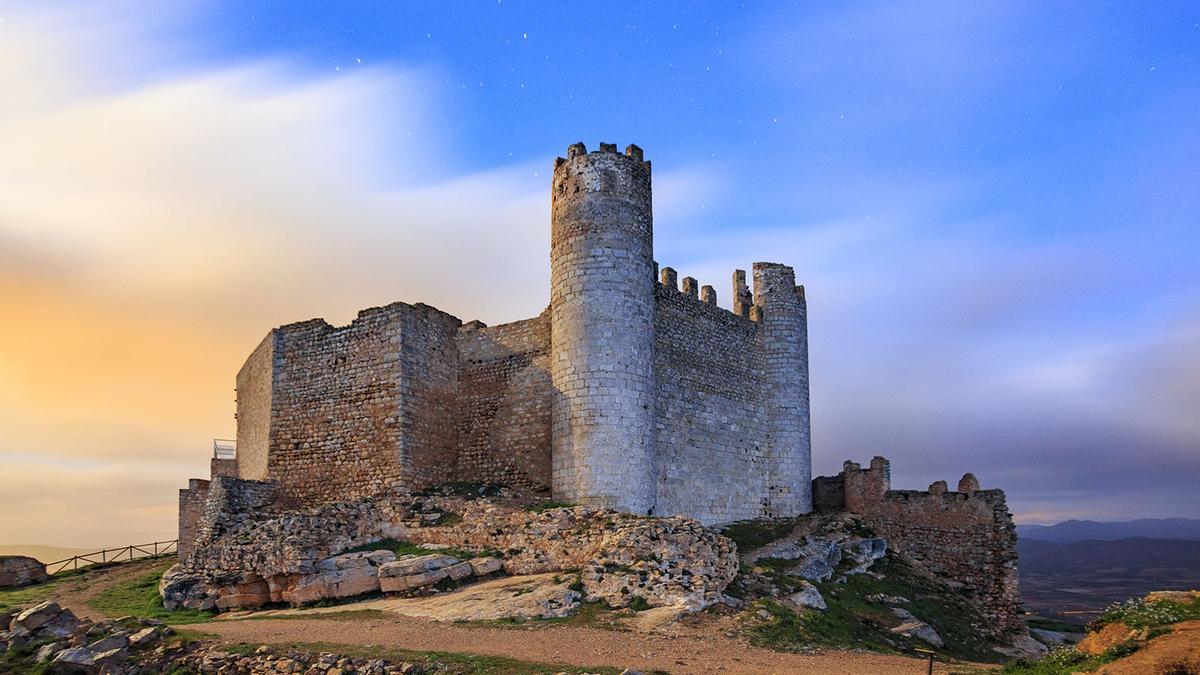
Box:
[188,615,981,674]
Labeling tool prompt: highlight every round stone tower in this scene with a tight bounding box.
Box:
[549,142,656,515]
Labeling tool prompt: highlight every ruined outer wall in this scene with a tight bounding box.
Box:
[652,275,770,524]
[831,458,1022,637]
[235,332,276,481]
[550,143,657,514]
[454,311,553,494]
[265,302,461,506]
[178,479,210,562]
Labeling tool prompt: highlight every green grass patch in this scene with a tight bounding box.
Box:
[85,561,217,624]
[231,641,624,674]
[743,553,1004,663]
[628,596,652,612]
[719,517,808,552]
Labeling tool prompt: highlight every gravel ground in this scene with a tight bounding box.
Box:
[187,615,986,674]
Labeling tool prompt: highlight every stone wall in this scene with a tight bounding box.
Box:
[817,457,1022,637]
[652,275,769,524]
[251,302,461,506]
[178,479,211,562]
[235,332,275,481]
[453,311,553,494]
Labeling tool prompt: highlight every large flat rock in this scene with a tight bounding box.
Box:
[259,573,580,622]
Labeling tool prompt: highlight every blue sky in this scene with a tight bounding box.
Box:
[0,1,1197,544]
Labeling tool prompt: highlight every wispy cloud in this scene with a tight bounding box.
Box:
[0,3,724,545]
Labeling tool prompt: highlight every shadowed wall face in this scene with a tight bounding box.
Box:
[454,312,553,494]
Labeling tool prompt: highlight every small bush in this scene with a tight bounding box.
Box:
[628,596,652,612]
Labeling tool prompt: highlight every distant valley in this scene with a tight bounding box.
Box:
[1017,518,1200,620]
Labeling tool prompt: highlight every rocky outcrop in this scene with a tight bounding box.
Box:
[174,488,738,612]
[0,555,48,588]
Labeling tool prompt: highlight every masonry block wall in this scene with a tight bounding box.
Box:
[817,457,1022,637]
[194,142,813,526]
[454,311,553,494]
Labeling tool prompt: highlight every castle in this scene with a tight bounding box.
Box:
[175,142,1022,637]
[205,142,812,525]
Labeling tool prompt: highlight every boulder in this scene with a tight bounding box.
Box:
[34,640,64,663]
[790,540,842,581]
[13,600,62,631]
[39,609,81,639]
[128,626,161,649]
[786,582,827,611]
[268,549,398,605]
[443,561,474,581]
[0,556,48,589]
[1030,627,1069,645]
[890,619,944,647]
[993,632,1049,659]
[378,554,459,578]
[380,569,449,593]
[88,631,129,653]
[52,646,96,672]
[468,557,503,576]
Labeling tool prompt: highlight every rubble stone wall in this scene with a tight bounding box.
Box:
[453,311,553,494]
[818,457,1022,637]
[177,479,211,562]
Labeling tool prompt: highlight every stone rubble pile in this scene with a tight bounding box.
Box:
[172,489,738,612]
[0,600,169,674]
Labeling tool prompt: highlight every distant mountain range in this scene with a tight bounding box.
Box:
[1016,517,1200,619]
[1017,518,1200,543]
[0,544,96,563]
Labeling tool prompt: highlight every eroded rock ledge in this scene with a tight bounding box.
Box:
[166,479,737,613]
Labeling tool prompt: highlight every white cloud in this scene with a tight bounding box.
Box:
[0,2,724,545]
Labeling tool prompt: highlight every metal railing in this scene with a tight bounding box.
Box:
[44,540,178,574]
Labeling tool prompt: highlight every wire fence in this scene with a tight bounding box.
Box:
[44,540,178,575]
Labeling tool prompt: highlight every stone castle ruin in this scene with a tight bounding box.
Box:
[188,142,811,526]
[175,142,1021,639]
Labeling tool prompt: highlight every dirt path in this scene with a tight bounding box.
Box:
[188,615,981,674]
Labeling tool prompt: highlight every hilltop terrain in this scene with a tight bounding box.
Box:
[1,512,1016,674]
[1018,534,1200,619]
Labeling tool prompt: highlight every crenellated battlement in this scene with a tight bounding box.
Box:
[655,263,809,324]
